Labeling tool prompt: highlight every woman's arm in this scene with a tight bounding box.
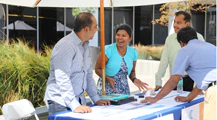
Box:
[129,61,137,81]
[95,52,108,78]
[130,61,149,91]
[95,52,116,92]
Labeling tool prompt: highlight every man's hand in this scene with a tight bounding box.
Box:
[174,96,188,102]
[140,97,158,103]
[133,79,149,91]
[107,77,116,92]
[96,100,110,106]
[74,106,92,113]
[155,86,162,91]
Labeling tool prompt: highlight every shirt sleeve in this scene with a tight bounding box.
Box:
[86,68,100,103]
[133,48,138,61]
[155,36,170,86]
[86,47,100,103]
[172,49,189,76]
[53,43,80,111]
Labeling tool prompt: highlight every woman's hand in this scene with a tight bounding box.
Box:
[106,77,116,92]
[133,79,149,91]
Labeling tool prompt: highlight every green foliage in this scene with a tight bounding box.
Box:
[152,0,215,26]
[0,39,51,113]
[72,8,96,16]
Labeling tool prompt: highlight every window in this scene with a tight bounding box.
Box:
[206,7,216,45]
[7,6,37,48]
[153,5,168,45]
[135,6,153,45]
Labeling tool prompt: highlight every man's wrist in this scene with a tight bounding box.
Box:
[186,96,191,102]
[67,99,80,112]
[153,97,159,102]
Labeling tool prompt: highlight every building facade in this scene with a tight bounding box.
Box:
[0,4,216,51]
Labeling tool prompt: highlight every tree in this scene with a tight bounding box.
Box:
[152,0,215,26]
[72,8,96,16]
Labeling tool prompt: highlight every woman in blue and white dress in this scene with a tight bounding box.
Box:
[95,24,149,95]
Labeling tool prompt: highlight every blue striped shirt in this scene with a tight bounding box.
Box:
[44,31,100,111]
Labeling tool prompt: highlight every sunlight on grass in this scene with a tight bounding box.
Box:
[133,43,164,60]
[0,39,52,114]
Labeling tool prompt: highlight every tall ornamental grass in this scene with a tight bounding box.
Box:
[133,44,149,60]
[133,43,164,60]
[0,39,51,112]
[146,45,164,60]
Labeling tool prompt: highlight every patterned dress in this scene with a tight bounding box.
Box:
[97,58,130,95]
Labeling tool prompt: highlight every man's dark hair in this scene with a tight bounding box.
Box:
[73,12,94,32]
[175,11,191,22]
[177,26,198,44]
[116,24,133,37]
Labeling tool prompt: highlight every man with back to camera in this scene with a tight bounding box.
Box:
[142,26,216,120]
[155,11,204,91]
[44,12,110,115]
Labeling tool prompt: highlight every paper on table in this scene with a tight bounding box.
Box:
[106,104,171,120]
[157,91,204,107]
[55,102,171,120]
[55,107,123,120]
[55,91,204,120]
[55,105,125,119]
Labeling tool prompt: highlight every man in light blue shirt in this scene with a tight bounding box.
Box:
[44,12,110,115]
[142,26,216,120]
[155,11,204,91]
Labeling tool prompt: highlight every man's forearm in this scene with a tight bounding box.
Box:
[155,75,179,101]
[155,58,169,86]
[186,86,202,102]
[155,41,170,87]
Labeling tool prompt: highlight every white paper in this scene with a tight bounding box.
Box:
[55,91,204,120]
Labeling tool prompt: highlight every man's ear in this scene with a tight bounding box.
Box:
[186,21,190,26]
[180,41,187,47]
[84,26,89,32]
[179,41,183,46]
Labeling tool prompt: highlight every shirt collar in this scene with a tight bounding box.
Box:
[70,31,89,46]
[188,39,198,44]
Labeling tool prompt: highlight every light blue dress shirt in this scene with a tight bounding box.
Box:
[172,39,216,90]
[44,31,100,111]
[155,32,204,86]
